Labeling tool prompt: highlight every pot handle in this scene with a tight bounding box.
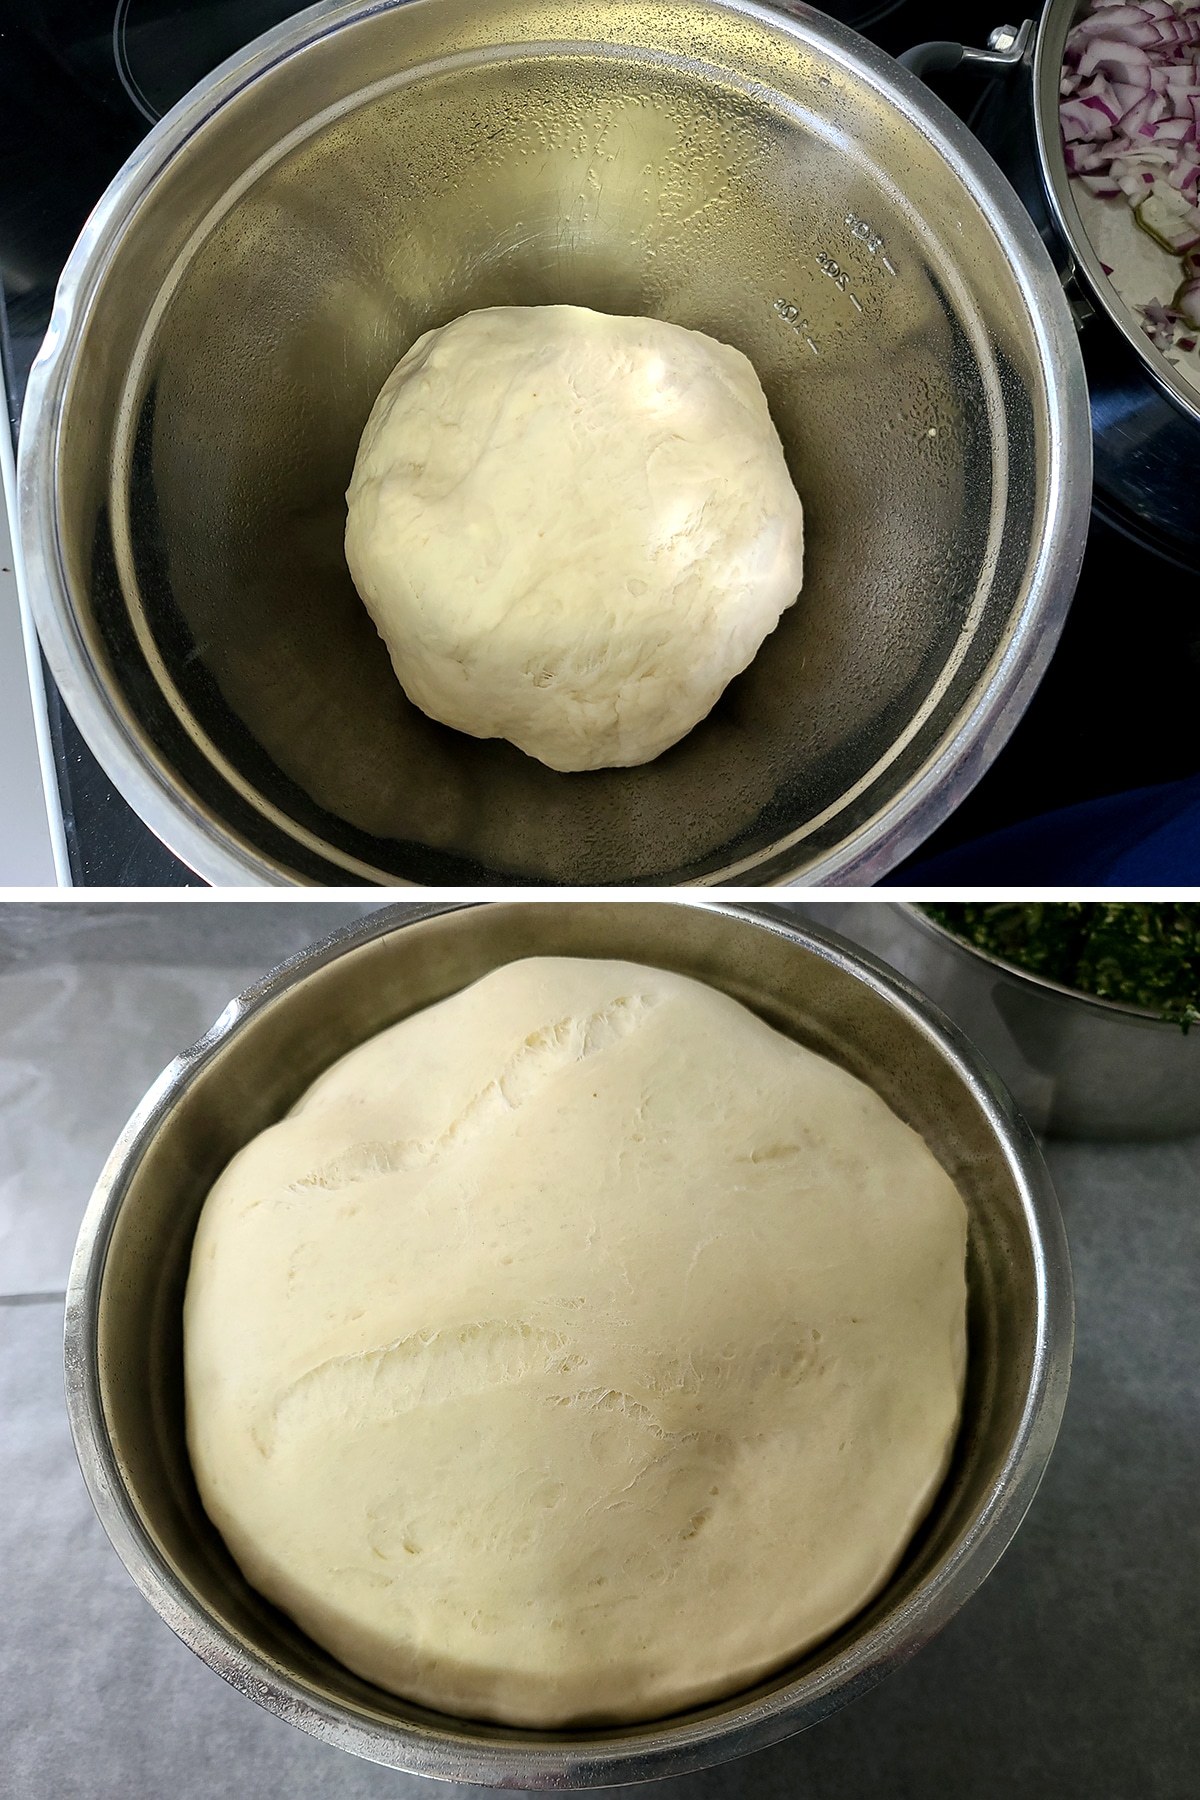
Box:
[898,18,1035,80]
[896,18,1094,329]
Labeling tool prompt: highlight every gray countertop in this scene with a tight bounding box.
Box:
[3,901,1197,1799]
[0,426,61,885]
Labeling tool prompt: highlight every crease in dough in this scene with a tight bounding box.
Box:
[289,991,655,1191]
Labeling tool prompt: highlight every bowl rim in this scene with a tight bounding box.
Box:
[18,0,1091,887]
[63,900,1074,1787]
[901,902,1195,1027]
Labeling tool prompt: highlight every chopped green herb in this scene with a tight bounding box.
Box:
[920,904,1200,1032]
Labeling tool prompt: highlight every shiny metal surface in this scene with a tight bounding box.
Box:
[64,900,1073,1786]
[20,0,1089,886]
[889,906,1200,1142]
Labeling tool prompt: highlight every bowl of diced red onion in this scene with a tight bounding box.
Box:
[1054,0,1200,399]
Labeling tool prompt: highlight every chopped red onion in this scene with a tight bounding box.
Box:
[1063,1,1200,351]
[1139,296,1183,347]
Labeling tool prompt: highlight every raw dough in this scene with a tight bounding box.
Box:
[184,956,967,1728]
[343,306,805,771]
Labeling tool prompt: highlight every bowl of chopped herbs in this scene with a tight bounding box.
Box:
[896,905,1200,1140]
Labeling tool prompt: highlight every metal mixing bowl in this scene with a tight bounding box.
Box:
[20,0,1090,886]
[805,902,1200,1141]
[64,900,1073,1786]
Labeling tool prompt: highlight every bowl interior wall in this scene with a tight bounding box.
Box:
[58,0,1048,882]
[94,902,1043,1748]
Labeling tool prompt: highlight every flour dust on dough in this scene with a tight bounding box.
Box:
[344,306,805,771]
[184,956,967,1728]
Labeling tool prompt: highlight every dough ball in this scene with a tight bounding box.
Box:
[184,957,966,1728]
[344,306,805,771]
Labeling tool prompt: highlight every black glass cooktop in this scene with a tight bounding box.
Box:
[3,0,1198,884]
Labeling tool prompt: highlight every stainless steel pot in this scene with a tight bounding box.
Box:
[809,900,1200,1140]
[945,2,1200,568]
[64,899,1073,1787]
[19,0,1089,886]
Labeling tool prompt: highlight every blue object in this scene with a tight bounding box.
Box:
[887,773,1200,885]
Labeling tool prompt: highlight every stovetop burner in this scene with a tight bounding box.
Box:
[3,0,1197,885]
[111,0,304,121]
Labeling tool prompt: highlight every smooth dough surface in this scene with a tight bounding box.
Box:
[343,306,805,771]
[184,957,967,1728]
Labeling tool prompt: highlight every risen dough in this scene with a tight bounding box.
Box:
[184,957,967,1728]
[343,306,805,770]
